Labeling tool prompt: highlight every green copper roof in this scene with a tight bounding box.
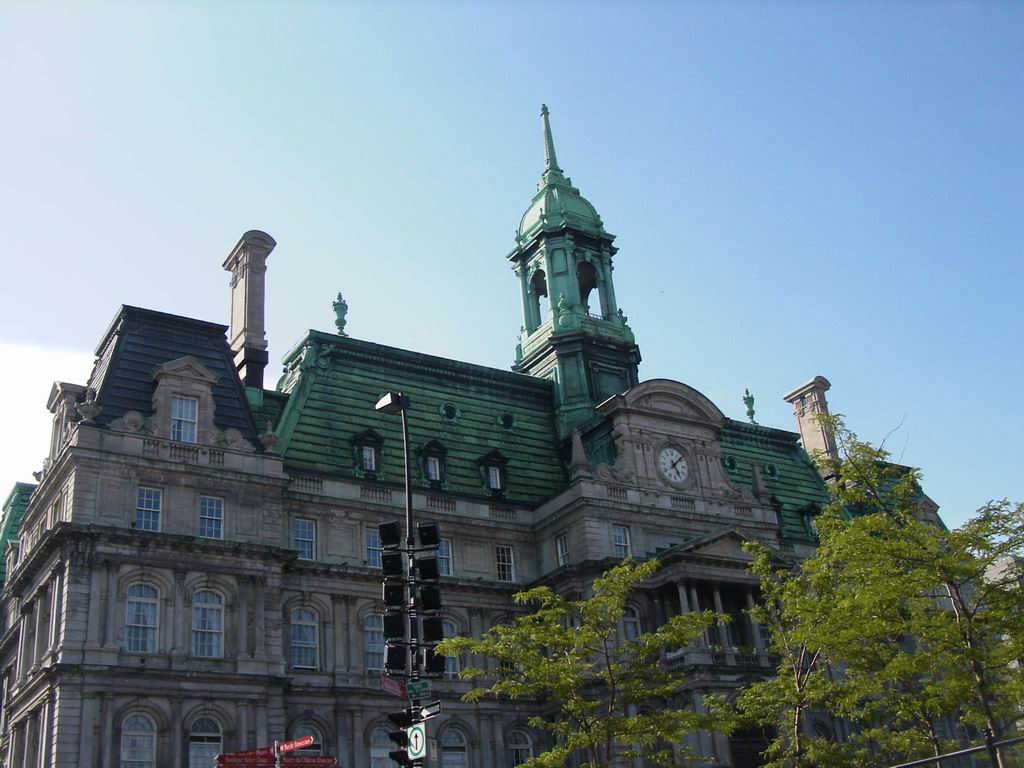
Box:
[517,105,607,245]
[719,419,830,542]
[271,331,566,505]
[1,482,36,582]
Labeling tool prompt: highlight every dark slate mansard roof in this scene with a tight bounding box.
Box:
[87,305,260,444]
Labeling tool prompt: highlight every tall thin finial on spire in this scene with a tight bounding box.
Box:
[540,104,560,172]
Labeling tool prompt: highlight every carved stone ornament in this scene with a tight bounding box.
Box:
[76,400,101,423]
[108,410,150,434]
[259,421,280,453]
[215,427,254,452]
[332,293,349,337]
[594,423,636,483]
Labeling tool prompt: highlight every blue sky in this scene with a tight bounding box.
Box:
[1,1,1021,527]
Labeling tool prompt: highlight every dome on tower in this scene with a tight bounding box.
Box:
[516,105,607,245]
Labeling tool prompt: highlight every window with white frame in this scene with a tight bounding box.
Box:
[425,455,442,482]
[556,534,569,567]
[291,725,323,755]
[361,444,378,473]
[487,465,503,491]
[507,730,533,767]
[188,718,222,768]
[366,529,382,568]
[290,607,319,670]
[135,488,162,532]
[622,605,641,642]
[199,496,224,539]
[612,525,631,558]
[293,518,316,560]
[370,728,392,768]
[170,396,198,444]
[437,538,453,576]
[120,713,156,768]
[443,619,460,678]
[495,545,516,583]
[125,583,159,653]
[364,614,384,671]
[192,590,224,658]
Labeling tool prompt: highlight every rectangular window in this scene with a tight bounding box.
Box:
[426,455,442,482]
[364,615,384,671]
[135,488,162,532]
[495,545,516,583]
[290,609,319,670]
[612,525,631,558]
[199,496,224,539]
[366,529,382,568]
[438,538,453,576]
[293,518,316,560]
[487,465,503,490]
[170,396,198,444]
[556,534,569,567]
[361,445,378,472]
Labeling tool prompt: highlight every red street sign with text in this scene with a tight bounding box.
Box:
[217,755,337,767]
[279,735,316,753]
[281,758,338,767]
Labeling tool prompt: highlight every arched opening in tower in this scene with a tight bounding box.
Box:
[577,261,601,317]
[530,269,549,326]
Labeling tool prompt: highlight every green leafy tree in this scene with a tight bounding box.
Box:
[437,558,726,768]
[738,416,1024,767]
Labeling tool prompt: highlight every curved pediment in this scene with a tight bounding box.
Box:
[599,378,725,427]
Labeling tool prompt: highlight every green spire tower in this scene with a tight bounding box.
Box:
[510,105,640,438]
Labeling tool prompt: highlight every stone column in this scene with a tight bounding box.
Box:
[676,581,691,614]
[86,568,103,647]
[331,597,346,675]
[23,710,39,768]
[38,696,52,766]
[172,571,186,656]
[237,580,250,659]
[102,564,119,649]
[9,719,24,768]
[33,585,50,670]
[491,715,505,768]
[479,716,494,768]
[100,694,114,768]
[688,583,707,647]
[253,581,266,659]
[17,607,33,681]
[711,585,730,650]
[334,705,347,768]
[49,569,65,658]
[171,698,183,768]
[352,710,365,768]
[745,589,764,651]
[77,695,97,768]
[600,247,619,315]
[255,702,267,746]
[346,711,357,768]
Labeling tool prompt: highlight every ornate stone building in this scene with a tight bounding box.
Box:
[0,107,878,768]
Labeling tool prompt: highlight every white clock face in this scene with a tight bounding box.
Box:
[658,447,689,484]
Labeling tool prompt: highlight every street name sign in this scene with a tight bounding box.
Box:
[406,680,431,699]
[381,676,408,699]
[279,735,315,753]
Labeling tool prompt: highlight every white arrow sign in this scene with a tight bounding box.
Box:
[407,723,427,760]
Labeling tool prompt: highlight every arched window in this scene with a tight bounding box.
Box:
[290,608,319,670]
[443,620,460,679]
[530,269,549,325]
[120,713,156,768]
[813,721,833,741]
[507,730,533,767]
[192,590,224,658]
[364,615,384,671]
[621,606,641,642]
[292,724,323,755]
[440,728,468,768]
[125,583,159,653]
[188,717,222,767]
[370,727,393,768]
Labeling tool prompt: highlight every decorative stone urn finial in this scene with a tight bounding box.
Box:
[332,293,348,336]
[743,388,757,424]
[76,387,102,424]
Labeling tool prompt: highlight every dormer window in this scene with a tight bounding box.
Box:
[419,440,447,488]
[478,450,508,497]
[170,396,198,444]
[352,429,383,480]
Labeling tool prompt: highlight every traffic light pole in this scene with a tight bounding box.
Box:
[397,396,421,702]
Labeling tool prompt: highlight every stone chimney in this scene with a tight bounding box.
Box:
[223,230,276,388]
[782,375,838,461]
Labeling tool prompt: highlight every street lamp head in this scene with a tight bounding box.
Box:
[375,391,408,414]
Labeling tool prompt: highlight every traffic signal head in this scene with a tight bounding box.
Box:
[383,612,405,641]
[416,556,439,581]
[383,582,405,610]
[387,728,409,748]
[417,521,440,547]
[419,584,441,612]
[382,550,404,577]
[387,709,415,729]
[379,520,402,549]
[389,748,413,766]
[385,644,407,674]
[423,646,446,676]
[422,616,444,644]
